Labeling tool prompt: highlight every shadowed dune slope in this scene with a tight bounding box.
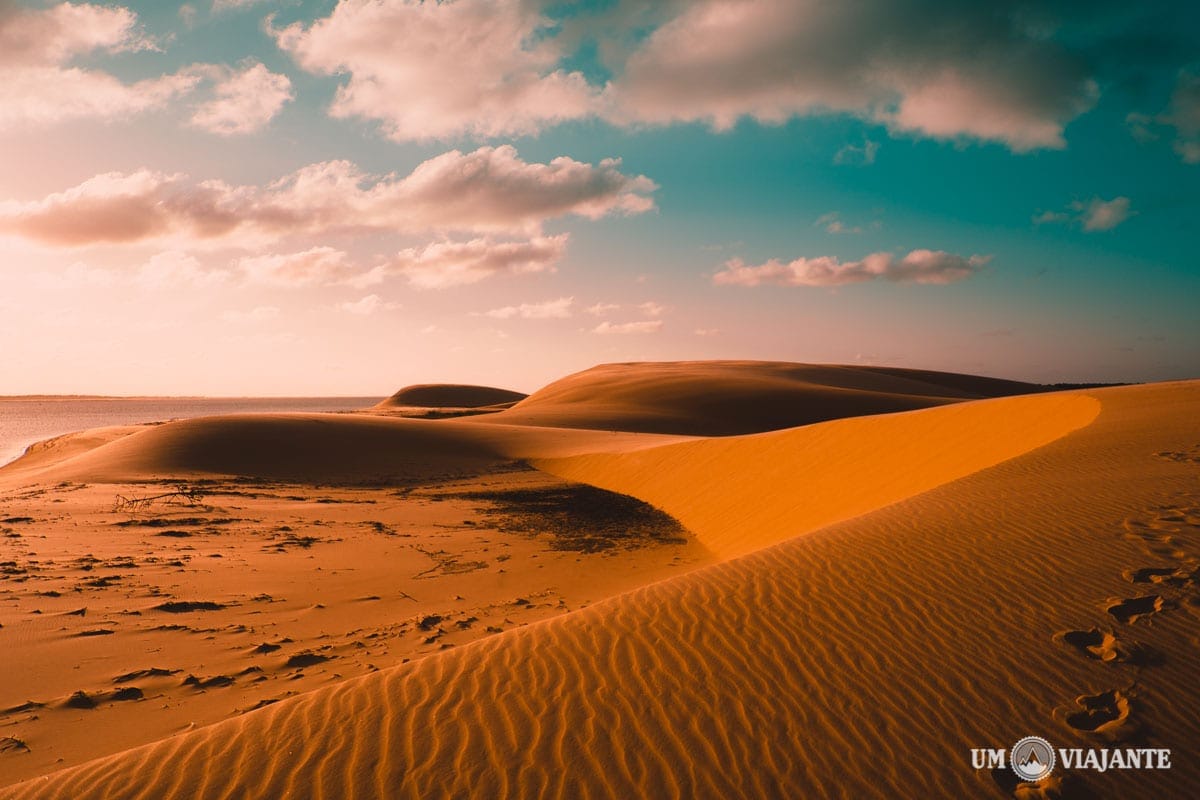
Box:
[535,391,1099,558]
[10,384,1195,799]
[486,360,1043,435]
[0,414,692,484]
[374,383,527,410]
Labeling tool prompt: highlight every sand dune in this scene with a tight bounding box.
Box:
[8,377,1196,799]
[534,391,1099,558]
[1,413,691,485]
[374,383,527,411]
[486,360,1043,435]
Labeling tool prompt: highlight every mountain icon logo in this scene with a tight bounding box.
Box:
[1011,736,1056,782]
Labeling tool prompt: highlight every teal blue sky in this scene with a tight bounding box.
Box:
[0,0,1197,394]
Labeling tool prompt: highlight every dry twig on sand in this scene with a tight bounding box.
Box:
[112,486,207,513]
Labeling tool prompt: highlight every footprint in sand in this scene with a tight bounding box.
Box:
[1156,445,1200,465]
[1056,628,1121,662]
[1106,595,1167,624]
[1062,689,1134,740]
[1122,524,1188,561]
[1055,627,1164,667]
[1122,504,1200,560]
[1123,564,1198,589]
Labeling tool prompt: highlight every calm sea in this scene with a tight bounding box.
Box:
[0,397,382,467]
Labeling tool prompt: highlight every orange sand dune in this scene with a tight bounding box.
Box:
[535,391,1099,558]
[374,383,527,410]
[9,380,1196,798]
[486,360,1043,435]
[1,413,691,485]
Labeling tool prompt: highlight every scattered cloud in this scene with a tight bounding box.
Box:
[603,0,1098,151]
[212,0,269,11]
[337,294,399,315]
[239,246,374,287]
[638,301,665,317]
[1032,209,1071,226]
[140,250,229,287]
[0,2,152,68]
[693,327,720,336]
[592,319,664,335]
[833,140,879,166]
[1034,196,1133,232]
[0,2,199,129]
[0,147,655,247]
[390,235,567,290]
[713,249,989,287]
[815,212,869,235]
[483,296,574,320]
[269,0,1102,152]
[190,62,293,135]
[585,302,619,316]
[273,0,596,141]
[1079,196,1132,232]
[1135,70,1200,164]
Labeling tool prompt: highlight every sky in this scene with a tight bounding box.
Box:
[0,0,1197,396]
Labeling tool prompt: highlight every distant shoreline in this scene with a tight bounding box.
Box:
[0,395,386,401]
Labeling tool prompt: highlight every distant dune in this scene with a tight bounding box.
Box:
[3,364,1199,799]
[374,383,527,410]
[486,360,1043,435]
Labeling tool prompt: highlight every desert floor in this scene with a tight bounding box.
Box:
[1,363,1197,799]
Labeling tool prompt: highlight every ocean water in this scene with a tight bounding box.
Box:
[0,397,382,467]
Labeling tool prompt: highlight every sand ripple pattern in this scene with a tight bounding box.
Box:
[5,383,1200,799]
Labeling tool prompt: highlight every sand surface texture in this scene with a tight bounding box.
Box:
[1,363,1196,799]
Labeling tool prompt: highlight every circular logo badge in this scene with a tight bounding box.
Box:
[1011,736,1055,782]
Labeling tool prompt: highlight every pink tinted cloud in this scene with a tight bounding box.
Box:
[0,147,656,246]
[604,0,1096,151]
[391,235,568,290]
[238,246,364,286]
[483,296,575,320]
[273,0,596,141]
[0,2,149,67]
[190,62,294,135]
[713,249,990,287]
[0,2,201,128]
[592,319,663,335]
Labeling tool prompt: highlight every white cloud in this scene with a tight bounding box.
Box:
[0,2,151,67]
[1137,71,1195,165]
[0,147,656,247]
[638,301,665,317]
[713,249,989,287]
[833,141,878,166]
[190,62,293,135]
[693,327,720,336]
[585,302,620,316]
[238,246,384,287]
[389,235,567,289]
[273,0,597,141]
[337,294,400,315]
[1079,196,1132,232]
[140,250,229,287]
[592,319,663,335]
[483,296,574,320]
[0,2,200,129]
[603,0,1096,151]
[1034,196,1132,232]
[815,212,865,235]
[212,0,269,11]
